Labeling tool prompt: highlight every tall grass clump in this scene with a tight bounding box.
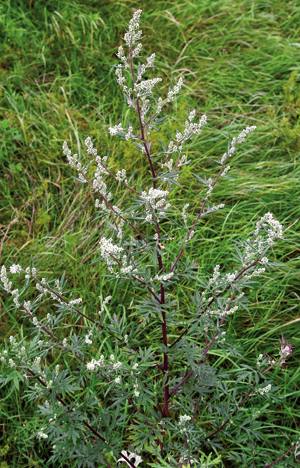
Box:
[1,9,296,468]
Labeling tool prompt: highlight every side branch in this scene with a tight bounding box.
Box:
[27,369,136,468]
[170,259,260,349]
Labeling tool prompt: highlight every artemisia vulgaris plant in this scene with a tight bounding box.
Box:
[1,10,294,468]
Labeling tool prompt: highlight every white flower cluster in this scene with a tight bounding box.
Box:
[123,9,142,49]
[207,264,242,293]
[0,336,28,369]
[36,277,61,302]
[200,203,225,218]
[256,353,265,368]
[99,295,112,315]
[205,213,283,295]
[140,187,170,222]
[124,126,134,141]
[208,264,221,288]
[0,265,12,293]
[37,429,48,440]
[258,383,272,395]
[9,264,22,274]
[160,154,189,186]
[154,272,174,282]
[68,297,82,306]
[256,353,276,369]
[84,330,93,345]
[167,76,184,103]
[84,137,112,203]
[219,125,256,166]
[179,414,192,432]
[179,457,197,466]
[254,212,284,246]
[202,212,283,326]
[115,8,165,127]
[1,264,36,284]
[0,265,37,309]
[219,304,239,318]
[86,355,105,371]
[115,65,133,108]
[116,169,127,183]
[243,212,283,264]
[137,52,156,81]
[65,136,112,210]
[156,76,184,115]
[86,354,124,387]
[99,237,134,274]
[99,237,123,264]
[161,154,189,172]
[179,414,192,425]
[114,10,145,109]
[181,203,190,225]
[133,381,140,398]
[109,124,135,141]
[167,110,207,154]
[134,77,162,98]
[63,141,87,183]
[64,137,127,240]
[109,123,123,136]
[195,125,257,205]
[1,265,88,339]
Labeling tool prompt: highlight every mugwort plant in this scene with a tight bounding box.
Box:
[1,10,293,467]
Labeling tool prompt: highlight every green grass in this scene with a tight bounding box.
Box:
[1,0,300,466]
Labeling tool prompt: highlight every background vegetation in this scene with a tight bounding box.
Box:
[0,0,299,466]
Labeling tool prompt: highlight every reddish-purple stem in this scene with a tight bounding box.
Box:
[128,52,170,417]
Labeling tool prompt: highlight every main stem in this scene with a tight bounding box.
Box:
[129,55,169,417]
[159,264,169,417]
[137,106,169,417]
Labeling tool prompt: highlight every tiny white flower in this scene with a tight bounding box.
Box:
[220,126,256,166]
[85,332,93,345]
[116,169,127,182]
[0,265,12,292]
[133,381,140,397]
[225,273,236,283]
[37,430,48,440]
[10,264,22,274]
[69,298,82,306]
[179,414,192,425]
[109,123,124,136]
[86,360,96,371]
[113,361,122,370]
[86,356,104,371]
[260,257,269,265]
[32,317,39,327]
[154,272,174,282]
[258,384,272,395]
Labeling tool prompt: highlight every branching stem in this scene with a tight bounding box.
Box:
[128,52,170,417]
